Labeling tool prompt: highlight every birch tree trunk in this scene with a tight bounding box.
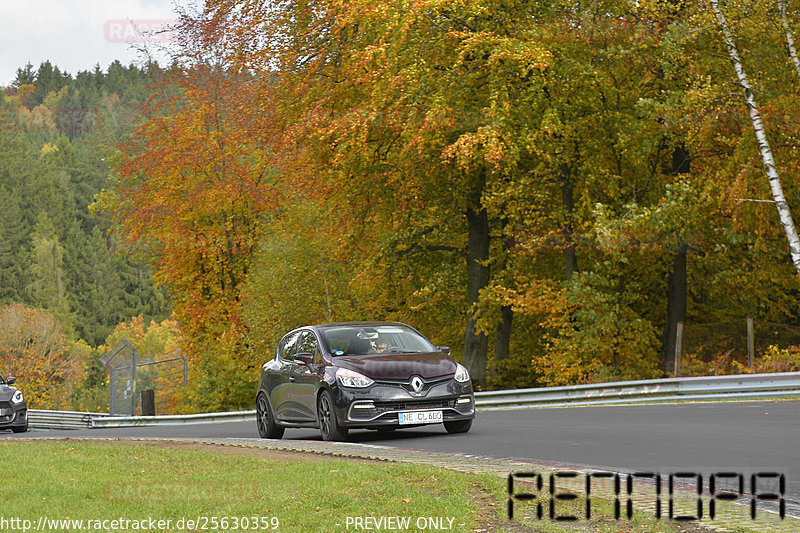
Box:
[710,0,800,276]
[777,0,800,83]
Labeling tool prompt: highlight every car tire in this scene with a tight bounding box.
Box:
[11,423,27,434]
[318,390,348,442]
[444,419,472,434]
[256,393,284,439]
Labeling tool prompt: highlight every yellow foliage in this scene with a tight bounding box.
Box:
[39,142,59,156]
[0,304,81,409]
[99,315,185,414]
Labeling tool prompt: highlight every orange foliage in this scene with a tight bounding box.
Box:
[100,316,184,414]
[0,304,81,409]
[110,66,282,399]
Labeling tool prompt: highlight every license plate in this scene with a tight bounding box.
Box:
[398,410,443,425]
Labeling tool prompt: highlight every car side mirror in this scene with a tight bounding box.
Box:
[295,353,314,365]
[436,346,451,355]
[5,377,15,385]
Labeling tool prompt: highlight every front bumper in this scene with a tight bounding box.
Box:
[332,377,475,428]
[0,400,26,429]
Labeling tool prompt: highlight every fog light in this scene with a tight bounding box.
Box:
[349,401,376,421]
[457,397,472,404]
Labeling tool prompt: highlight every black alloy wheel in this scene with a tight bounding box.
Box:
[443,419,472,434]
[256,393,284,439]
[318,390,348,441]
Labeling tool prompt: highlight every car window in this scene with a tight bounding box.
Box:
[297,331,322,364]
[320,325,436,356]
[280,332,301,361]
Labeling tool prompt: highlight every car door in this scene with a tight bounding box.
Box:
[293,330,324,420]
[271,331,302,421]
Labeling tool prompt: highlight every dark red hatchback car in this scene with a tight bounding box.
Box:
[255,322,475,441]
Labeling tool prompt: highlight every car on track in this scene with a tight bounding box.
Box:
[0,374,27,433]
[255,322,475,441]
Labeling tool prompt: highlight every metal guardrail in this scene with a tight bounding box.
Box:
[473,371,800,409]
[28,409,108,430]
[23,372,800,429]
[91,410,255,428]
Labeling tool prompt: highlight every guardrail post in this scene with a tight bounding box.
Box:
[131,346,137,416]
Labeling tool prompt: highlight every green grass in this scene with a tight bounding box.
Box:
[3,441,778,532]
[4,441,485,532]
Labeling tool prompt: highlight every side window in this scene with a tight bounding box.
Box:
[298,331,322,364]
[280,332,301,361]
[276,337,285,359]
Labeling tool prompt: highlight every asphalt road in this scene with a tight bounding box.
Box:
[6,401,799,504]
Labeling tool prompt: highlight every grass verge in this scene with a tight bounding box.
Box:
[1,440,730,532]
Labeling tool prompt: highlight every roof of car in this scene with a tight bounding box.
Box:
[313,321,408,329]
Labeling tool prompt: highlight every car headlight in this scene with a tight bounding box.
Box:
[336,368,374,388]
[11,390,23,404]
[454,363,470,383]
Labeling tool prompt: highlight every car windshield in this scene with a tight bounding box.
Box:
[321,325,436,356]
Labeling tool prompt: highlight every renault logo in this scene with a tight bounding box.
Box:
[411,376,424,393]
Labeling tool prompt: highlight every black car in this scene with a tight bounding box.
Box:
[0,374,27,433]
[255,322,475,441]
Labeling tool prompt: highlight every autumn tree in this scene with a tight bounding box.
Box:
[776,0,800,83]
[241,194,359,360]
[197,0,561,386]
[0,303,80,409]
[123,0,800,395]
[709,0,800,276]
[631,0,800,371]
[97,61,283,409]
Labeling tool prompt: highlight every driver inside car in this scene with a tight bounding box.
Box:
[371,335,390,353]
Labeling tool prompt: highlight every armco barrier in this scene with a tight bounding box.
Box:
[24,371,800,429]
[473,371,800,409]
[27,410,108,430]
[91,410,255,428]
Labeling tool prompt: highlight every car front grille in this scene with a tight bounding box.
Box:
[0,401,11,410]
[374,399,455,412]
[349,398,456,421]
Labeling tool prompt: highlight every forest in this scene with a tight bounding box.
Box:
[2,0,800,413]
[0,61,172,409]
